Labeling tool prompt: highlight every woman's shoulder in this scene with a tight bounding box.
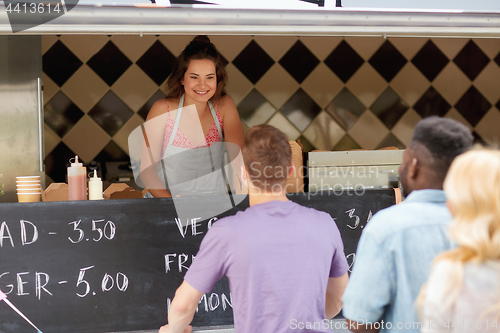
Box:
[146,98,180,121]
[215,95,237,115]
[216,95,235,108]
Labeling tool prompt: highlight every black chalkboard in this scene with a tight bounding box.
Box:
[0,190,395,333]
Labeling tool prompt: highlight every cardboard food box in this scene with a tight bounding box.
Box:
[286,141,304,193]
[103,183,148,200]
[42,183,68,202]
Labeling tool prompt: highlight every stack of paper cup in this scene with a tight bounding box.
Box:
[16,176,41,203]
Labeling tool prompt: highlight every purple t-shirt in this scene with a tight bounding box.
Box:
[184,200,349,333]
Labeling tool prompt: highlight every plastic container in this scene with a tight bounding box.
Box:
[68,156,87,200]
[88,170,104,200]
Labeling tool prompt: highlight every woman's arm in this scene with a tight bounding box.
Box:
[141,100,173,198]
[219,96,245,194]
[219,95,244,149]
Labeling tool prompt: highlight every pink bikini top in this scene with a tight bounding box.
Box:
[161,99,224,155]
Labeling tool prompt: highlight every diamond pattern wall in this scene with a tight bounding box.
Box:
[370,87,409,129]
[87,41,132,86]
[411,40,449,82]
[368,40,407,82]
[42,41,83,87]
[324,40,364,83]
[42,35,500,183]
[279,40,319,84]
[454,40,490,81]
[136,40,177,86]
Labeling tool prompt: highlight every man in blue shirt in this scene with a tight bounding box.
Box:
[342,117,473,333]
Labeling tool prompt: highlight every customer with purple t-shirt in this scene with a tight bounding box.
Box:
[159,124,349,333]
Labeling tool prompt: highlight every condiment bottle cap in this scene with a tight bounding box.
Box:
[89,170,101,180]
[70,155,83,167]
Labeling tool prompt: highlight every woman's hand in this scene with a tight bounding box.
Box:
[148,188,173,198]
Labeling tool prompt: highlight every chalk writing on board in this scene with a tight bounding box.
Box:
[0,268,129,300]
[165,254,196,273]
[346,253,356,273]
[345,209,360,229]
[0,220,39,247]
[76,266,129,297]
[175,217,218,238]
[344,209,373,230]
[1,219,129,302]
[68,219,116,244]
[167,291,233,313]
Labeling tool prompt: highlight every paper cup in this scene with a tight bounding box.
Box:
[16,185,42,192]
[16,176,40,182]
[16,180,41,185]
[17,188,42,194]
[17,193,41,203]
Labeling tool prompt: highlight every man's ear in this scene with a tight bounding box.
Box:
[408,157,419,180]
[288,164,295,178]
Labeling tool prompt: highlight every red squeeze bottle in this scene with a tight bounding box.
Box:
[68,155,87,200]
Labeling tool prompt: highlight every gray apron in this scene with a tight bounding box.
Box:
[145,94,227,197]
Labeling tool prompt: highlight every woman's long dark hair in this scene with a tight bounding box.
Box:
[165,35,227,102]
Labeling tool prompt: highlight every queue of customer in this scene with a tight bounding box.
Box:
[149,35,499,333]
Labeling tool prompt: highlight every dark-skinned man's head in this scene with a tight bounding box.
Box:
[399,117,473,198]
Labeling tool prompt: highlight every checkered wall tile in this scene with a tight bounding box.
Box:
[42,35,500,183]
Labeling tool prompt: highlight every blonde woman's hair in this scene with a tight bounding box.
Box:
[417,148,500,318]
[445,148,500,262]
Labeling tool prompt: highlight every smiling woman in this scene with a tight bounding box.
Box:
[140,35,244,198]
[181,59,218,106]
